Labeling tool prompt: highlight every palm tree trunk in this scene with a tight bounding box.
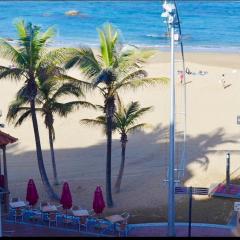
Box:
[48,127,59,185]
[106,113,113,207]
[30,100,59,200]
[114,137,127,193]
[0,150,2,174]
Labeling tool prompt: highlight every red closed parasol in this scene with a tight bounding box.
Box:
[26,179,39,206]
[93,186,105,214]
[60,182,72,211]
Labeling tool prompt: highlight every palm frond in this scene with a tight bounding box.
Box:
[14,109,32,127]
[0,66,25,81]
[7,98,30,123]
[14,20,56,70]
[127,123,152,134]
[52,100,96,117]
[116,48,155,72]
[58,74,93,93]
[15,85,32,101]
[113,99,153,135]
[97,23,119,67]
[65,48,101,79]
[125,101,140,119]
[14,19,27,40]
[125,106,153,126]
[80,117,105,127]
[118,69,147,84]
[120,77,169,90]
[38,47,70,69]
[37,79,57,99]
[63,48,84,69]
[95,104,105,111]
[40,26,57,43]
[0,39,26,66]
[80,116,107,134]
[51,82,84,100]
[36,63,64,84]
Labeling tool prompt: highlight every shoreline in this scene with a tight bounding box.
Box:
[5,38,240,54]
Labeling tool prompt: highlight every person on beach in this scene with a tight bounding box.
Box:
[178,71,184,84]
[186,67,191,75]
[219,74,226,88]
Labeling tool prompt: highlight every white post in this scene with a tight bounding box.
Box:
[168,19,176,237]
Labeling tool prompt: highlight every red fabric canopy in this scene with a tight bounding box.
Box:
[26,179,39,206]
[0,130,17,146]
[60,182,72,209]
[93,186,105,214]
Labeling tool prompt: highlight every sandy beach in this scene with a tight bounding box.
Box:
[1,49,240,224]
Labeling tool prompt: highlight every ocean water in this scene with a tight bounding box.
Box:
[0,0,239,52]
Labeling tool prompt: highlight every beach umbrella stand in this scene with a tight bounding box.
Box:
[26,179,39,208]
[60,182,72,216]
[93,186,105,217]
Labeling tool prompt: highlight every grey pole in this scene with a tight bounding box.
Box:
[226,153,230,188]
[161,2,177,236]
[0,193,2,237]
[188,186,193,237]
[168,17,176,237]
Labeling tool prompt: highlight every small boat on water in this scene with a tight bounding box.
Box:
[65,10,80,16]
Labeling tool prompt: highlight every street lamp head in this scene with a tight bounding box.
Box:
[163,2,176,13]
[161,1,177,26]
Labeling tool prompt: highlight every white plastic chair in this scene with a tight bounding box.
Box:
[115,212,130,236]
[47,212,58,227]
[13,208,24,222]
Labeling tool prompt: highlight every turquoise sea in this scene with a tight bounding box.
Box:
[0,1,239,52]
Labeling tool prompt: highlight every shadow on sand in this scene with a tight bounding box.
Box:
[3,124,240,224]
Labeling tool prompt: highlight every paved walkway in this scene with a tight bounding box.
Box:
[2,211,237,237]
[3,221,84,237]
[2,219,110,237]
[2,220,236,237]
[128,223,234,237]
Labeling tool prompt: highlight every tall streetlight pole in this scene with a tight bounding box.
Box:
[161,1,177,236]
[169,23,176,237]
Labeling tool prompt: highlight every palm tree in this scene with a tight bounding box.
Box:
[0,20,84,199]
[7,79,95,185]
[81,100,153,194]
[113,101,152,193]
[65,23,168,207]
